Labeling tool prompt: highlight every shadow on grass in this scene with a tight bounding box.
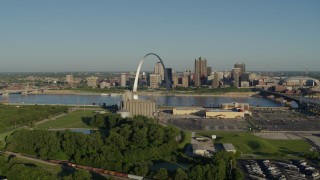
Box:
[214,143,224,151]
[247,140,261,150]
[81,117,92,126]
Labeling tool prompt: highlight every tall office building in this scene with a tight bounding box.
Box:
[194,57,207,86]
[194,73,201,87]
[182,75,189,87]
[173,76,180,87]
[206,67,212,76]
[234,63,245,75]
[213,72,223,88]
[195,57,207,77]
[66,75,73,84]
[165,68,173,84]
[154,62,165,81]
[120,73,127,87]
[149,73,161,88]
[232,68,241,88]
[87,76,99,87]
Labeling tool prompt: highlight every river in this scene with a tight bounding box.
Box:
[0,94,282,107]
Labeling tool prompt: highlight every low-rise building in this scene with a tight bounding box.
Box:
[100,81,110,89]
[206,109,245,119]
[192,144,211,156]
[223,143,236,153]
[221,102,250,111]
[87,76,99,87]
[173,107,204,115]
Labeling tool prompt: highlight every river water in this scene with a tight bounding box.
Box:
[0,94,282,107]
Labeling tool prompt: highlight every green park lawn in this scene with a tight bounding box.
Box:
[179,131,192,149]
[37,110,96,129]
[199,131,311,159]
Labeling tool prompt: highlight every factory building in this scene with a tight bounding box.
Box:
[172,108,204,115]
[120,91,157,117]
[221,102,250,111]
[205,109,245,119]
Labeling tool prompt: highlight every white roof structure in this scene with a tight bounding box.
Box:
[223,143,236,152]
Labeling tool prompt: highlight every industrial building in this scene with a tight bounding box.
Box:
[205,109,245,119]
[192,144,211,156]
[172,107,204,115]
[120,91,157,117]
[172,103,251,119]
[221,102,250,111]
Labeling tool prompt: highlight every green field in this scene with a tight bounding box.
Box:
[0,104,68,133]
[37,110,96,129]
[14,156,62,175]
[199,131,311,159]
[178,131,191,149]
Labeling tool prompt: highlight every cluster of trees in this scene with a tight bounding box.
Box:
[0,104,68,132]
[6,114,180,176]
[0,155,92,180]
[5,113,244,179]
[140,151,243,180]
[186,151,243,180]
[304,150,320,160]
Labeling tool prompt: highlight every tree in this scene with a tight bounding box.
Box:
[133,165,149,176]
[189,165,204,180]
[174,168,188,180]
[232,168,244,180]
[72,169,92,180]
[154,168,168,180]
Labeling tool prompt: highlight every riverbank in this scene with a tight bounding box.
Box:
[35,89,259,97]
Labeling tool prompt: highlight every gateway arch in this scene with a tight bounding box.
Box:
[133,53,171,92]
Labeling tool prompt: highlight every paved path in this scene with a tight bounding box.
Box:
[0,151,58,166]
[35,113,66,126]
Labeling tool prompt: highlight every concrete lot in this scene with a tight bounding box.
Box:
[160,108,320,133]
[169,117,247,131]
[190,132,215,156]
[251,109,320,131]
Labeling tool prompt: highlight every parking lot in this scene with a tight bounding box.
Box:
[251,109,320,131]
[160,108,320,132]
[169,118,247,131]
[239,159,320,180]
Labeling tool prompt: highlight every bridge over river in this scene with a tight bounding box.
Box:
[259,89,320,114]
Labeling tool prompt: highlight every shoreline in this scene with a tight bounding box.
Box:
[32,90,259,97]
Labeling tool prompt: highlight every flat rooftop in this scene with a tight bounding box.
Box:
[207,109,237,112]
[223,143,236,151]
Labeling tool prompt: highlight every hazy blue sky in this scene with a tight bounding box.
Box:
[0,0,319,72]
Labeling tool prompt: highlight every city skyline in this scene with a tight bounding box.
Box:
[1,1,320,72]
